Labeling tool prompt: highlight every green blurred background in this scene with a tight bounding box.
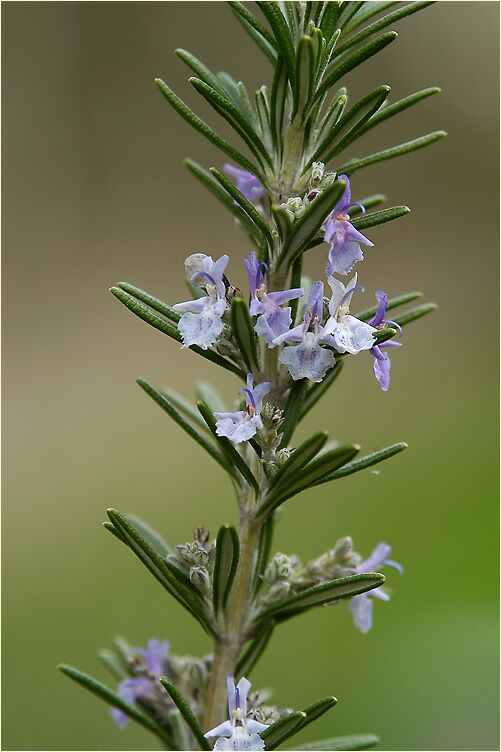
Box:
[2,2,499,750]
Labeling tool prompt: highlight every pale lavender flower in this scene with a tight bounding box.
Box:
[214,374,272,444]
[350,544,403,633]
[368,290,403,392]
[205,675,269,751]
[110,639,169,728]
[272,281,337,382]
[224,164,265,203]
[323,175,373,275]
[173,253,229,350]
[325,274,377,355]
[244,251,303,347]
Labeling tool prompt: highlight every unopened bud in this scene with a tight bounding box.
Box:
[189,565,211,593]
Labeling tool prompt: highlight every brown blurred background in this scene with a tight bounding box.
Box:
[2,2,499,750]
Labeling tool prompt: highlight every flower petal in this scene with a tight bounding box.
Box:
[326,240,364,276]
[350,593,373,633]
[280,333,335,382]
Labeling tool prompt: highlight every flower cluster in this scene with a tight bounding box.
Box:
[110,639,210,730]
[172,171,401,424]
[257,539,403,634]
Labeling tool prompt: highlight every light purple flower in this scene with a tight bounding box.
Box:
[323,175,373,275]
[244,251,303,347]
[368,290,403,392]
[350,543,403,633]
[325,274,377,355]
[173,253,229,350]
[205,675,269,751]
[273,281,337,382]
[214,374,272,444]
[110,639,169,728]
[224,164,265,203]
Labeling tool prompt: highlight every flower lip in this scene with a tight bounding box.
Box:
[240,386,256,411]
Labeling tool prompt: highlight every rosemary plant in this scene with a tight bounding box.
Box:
[59,2,444,750]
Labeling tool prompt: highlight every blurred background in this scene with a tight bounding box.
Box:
[2,2,499,750]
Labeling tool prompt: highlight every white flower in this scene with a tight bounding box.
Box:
[205,676,269,751]
[173,254,229,350]
[325,274,377,354]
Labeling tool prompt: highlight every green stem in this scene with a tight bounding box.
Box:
[203,511,260,736]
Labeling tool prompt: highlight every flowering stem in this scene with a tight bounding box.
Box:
[203,505,261,736]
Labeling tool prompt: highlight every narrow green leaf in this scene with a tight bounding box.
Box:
[159,676,210,751]
[271,203,293,243]
[353,86,442,141]
[155,78,264,181]
[372,327,398,345]
[255,86,273,150]
[117,282,179,323]
[301,696,338,731]
[336,1,434,56]
[211,167,273,246]
[158,386,213,436]
[257,572,385,622]
[291,733,380,751]
[228,1,278,64]
[270,55,288,155]
[217,73,256,124]
[299,360,344,420]
[351,205,410,231]
[320,2,342,39]
[258,444,360,519]
[107,509,214,636]
[314,85,391,165]
[392,303,437,326]
[326,442,408,480]
[175,49,227,97]
[276,178,347,271]
[213,525,240,615]
[197,400,259,494]
[355,291,423,321]
[58,665,174,747]
[111,285,180,340]
[270,431,329,494]
[195,382,227,413]
[185,159,264,247]
[342,1,399,34]
[236,622,274,678]
[230,297,260,374]
[190,77,271,168]
[279,378,309,447]
[337,1,365,30]
[170,708,192,752]
[126,514,173,558]
[103,520,126,543]
[97,649,129,681]
[261,711,307,750]
[257,2,296,86]
[315,32,398,103]
[293,35,315,120]
[308,92,347,163]
[253,515,275,593]
[110,286,244,379]
[137,379,240,482]
[338,131,447,175]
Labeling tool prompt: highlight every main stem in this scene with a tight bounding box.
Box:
[203,508,260,734]
[203,134,303,740]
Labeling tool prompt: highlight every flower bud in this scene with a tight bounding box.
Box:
[189,565,211,594]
